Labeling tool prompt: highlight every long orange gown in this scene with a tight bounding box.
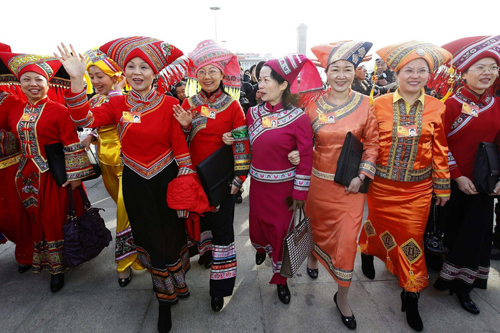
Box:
[358,90,450,292]
[305,91,379,287]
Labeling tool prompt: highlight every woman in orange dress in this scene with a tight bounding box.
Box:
[304,41,379,330]
[357,41,452,332]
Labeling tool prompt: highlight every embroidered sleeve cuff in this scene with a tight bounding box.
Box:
[359,161,376,179]
[294,174,311,192]
[175,153,195,176]
[432,177,451,192]
[232,177,243,188]
[64,143,94,180]
[177,210,190,218]
[435,193,450,197]
[64,89,88,108]
[0,130,20,157]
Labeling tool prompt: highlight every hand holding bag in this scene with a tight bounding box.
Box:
[334,132,369,193]
[280,207,314,278]
[62,186,112,268]
[424,198,445,256]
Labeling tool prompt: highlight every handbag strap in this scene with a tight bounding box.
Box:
[68,187,77,220]
[77,186,92,211]
[287,207,305,234]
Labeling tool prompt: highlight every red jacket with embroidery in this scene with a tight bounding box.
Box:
[64,88,194,179]
[181,88,251,186]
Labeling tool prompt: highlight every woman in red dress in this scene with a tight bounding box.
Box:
[0,52,93,292]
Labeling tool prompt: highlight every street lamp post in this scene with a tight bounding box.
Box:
[209,6,221,41]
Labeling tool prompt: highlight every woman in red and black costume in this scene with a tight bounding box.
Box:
[172,39,251,312]
[430,35,500,315]
[0,51,93,293]
[56,37,198,333]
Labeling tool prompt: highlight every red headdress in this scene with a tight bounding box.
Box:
[186,39,241,100]
[264,54,324,107]
[0,51,70,103]
[428,36,500,99]
[99,36,188,93]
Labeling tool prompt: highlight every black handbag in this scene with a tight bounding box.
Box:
[62,186,112,268]
[196,145,234,207]
[45,143,101,186]
[334,132,369,193]
[424,199,445,256]
[473,142,500,193]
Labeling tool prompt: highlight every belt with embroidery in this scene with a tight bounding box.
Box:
[375,163,432,182]
[312,168,335,180]
[249,165,296,183]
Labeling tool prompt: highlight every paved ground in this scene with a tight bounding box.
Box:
[1,177,500,333]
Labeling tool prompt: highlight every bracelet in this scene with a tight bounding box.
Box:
[357,175,364,182]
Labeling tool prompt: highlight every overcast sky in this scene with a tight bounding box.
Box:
[2,0,497,70]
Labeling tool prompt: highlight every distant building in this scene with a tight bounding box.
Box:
[297,23,307,55]
[237,53,273,70]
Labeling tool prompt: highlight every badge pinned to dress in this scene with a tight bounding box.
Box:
[319,113,335,124]
[200,105,217,119]
[461,103,479,118]
[397,125,418,138]
[21,113,37,122]
[262,116,279,128]
[123,111,141,123]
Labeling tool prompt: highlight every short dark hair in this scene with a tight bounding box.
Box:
[255,61,266,81]
[175,80,186,88]
[266,65,300,110]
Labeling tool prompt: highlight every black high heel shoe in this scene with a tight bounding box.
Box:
[118,268,132,288]
[334,292,356,329]
[451,285,480,314]
[255,251,266,265]
[277,282,291,304]
[211,296,224,312]
[158,303,172,333]
[306,257,319,279]
[50,273,65,293]
[400,289,423,332]
[361,253,375,279]
[18,264,32,274]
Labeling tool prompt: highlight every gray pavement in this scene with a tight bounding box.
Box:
[1,177,500,333]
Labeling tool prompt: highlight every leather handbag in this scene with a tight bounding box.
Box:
[334,132,369,193]
[62,186,112,268]
[424,198,445,256]
[281,207,314,278]
[473,142,500,193]
[196,144,234,207]
[45,143,67,186]
[45,143,101,186]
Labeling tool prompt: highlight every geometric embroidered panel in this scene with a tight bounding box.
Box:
[364,220,376,237]
[400,238,423,264]
[380,230,397,252]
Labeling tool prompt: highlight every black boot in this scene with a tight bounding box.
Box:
[211,296,224,312]
[277,282,291,304]
[452,283,480,314]
[50,273,65,293]
[158,303,172,333]
[401,290,423,332]
[361,253,375,279]
[255,251,266,265]
[18,264,32,274]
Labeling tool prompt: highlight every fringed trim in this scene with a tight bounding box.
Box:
[385,257,394,274]
[357,243,368,253]
[298,88,324,108]
[403,270,427,292]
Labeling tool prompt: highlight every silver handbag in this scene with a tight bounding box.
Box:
[280,208,314,278]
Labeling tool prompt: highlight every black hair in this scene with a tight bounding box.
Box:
[267,66,300,110]
[255,61,266,81]
[175,80,186,88]
[249,64,256,74]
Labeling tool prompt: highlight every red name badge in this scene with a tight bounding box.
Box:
[123,111,141,123]
[462,103,479,117]
[262,116,278,128]
[397,125,417,137]
[319,113,335,124]
[21,113,37,122]
[200,106,217,119]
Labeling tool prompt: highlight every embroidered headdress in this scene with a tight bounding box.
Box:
[99,36,188,92]
[312,41,373,69]
[185,39,241,100]
[264,54,324,107]
[428,36,500,100]
[84,48,124,94]
[376,41,451,73]
[0,51,71,103]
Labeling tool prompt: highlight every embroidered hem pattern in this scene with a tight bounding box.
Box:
[439,260,490,285]
[32,239,65,274]
[210,243,237,280]
[115,227,137,262]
